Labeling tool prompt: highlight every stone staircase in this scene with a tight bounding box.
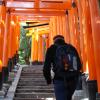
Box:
[13,65,55,100]
[3,65,89,100]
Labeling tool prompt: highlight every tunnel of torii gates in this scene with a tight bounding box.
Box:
[0,0,100,94]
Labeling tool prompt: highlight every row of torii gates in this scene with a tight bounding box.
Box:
[0,0,100,97]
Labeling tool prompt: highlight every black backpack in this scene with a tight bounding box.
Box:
[54,44,82,79]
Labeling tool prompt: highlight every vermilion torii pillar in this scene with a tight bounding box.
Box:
[77,0,96,80]
[0,2,4,83]
[0,1,9,83]
[31,33,38,64]
[38,35,44,63]
[0,60,2,89]
[8,15,16,70]
[89,0,100,93]
[68,6,81,55]
[7,15,20,71]
[2,10,11,76]
[49,16,70,45]
[72,0,88,72]
[13,16,20,65]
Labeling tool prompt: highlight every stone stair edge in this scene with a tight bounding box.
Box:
[4,65,23,100]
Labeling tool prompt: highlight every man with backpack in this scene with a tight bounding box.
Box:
[43,35,82,100]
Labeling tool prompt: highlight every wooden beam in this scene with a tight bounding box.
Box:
[6,1,71,10]
[11,10,66,16]
[19,17,50,21]
[7,1,34,8]
[40,1,71,10]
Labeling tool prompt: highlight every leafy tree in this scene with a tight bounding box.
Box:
[18,26,31,64]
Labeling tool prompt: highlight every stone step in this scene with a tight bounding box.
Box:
[19,78,45,81]
[20,74,43,75]
[17,86,53,89]
[18,82,46,85]
[21,75,43,77]
[20,76,44,78]
[16,89,54,93]
[19,77,44,80]
[15,93,55,98]
[18,82,47,86]
[21,72,43,74]
[13,66,55,100]
[72,90,85,100]
[21,71,43,73]
[21,73,43,75]
[20,77,45,80]
[14,98,46,100]
[21,70,43,72]
[19,80,45,82]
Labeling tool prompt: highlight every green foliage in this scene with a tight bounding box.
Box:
[18,26,31,64]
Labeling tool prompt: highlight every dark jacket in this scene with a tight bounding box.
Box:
[43,39,82,84]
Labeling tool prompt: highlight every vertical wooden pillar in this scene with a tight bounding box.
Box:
[49,17,57,45]
[15,16,20,52]
[52,17,57,36]
[34,32,38,62]
[0,1,6,66]
[68,5,81,61]
[7,15,18,69]
[13,16,20,65]
[58,16,63,35]
[0,2,3,77]
[89,0,100,92]
[31,34,35,63]
[8,15,13,60]
[79,0,96,80]
[75,0,88,72]
[42,35,47,61]
[45,34,49,50]
[0,28,1,66]
[8,15,15,59]
[63,15,70,43]
[56,16,60,34]
[77,0,96,79]
[0,60,2,89]
[68,9,75,45]
[2,9,11,82]
[38,35,43,62]
[66,12,71,43]
[49,16,70,45]
[7,14,14,72]
[14,16,18,53]
[12,15,18,57]
[31,33,38,63]
[49,18,53,45]
[34,40,38,62]
[2,10,11,68]
[0,1,10,83]
[0,60,2,73]
[10,15,16,67]
[0,2,5,72]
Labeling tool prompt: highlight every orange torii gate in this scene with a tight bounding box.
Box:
[0,0,100,99]
[0,1,20,88]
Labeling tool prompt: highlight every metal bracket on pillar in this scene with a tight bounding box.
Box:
[7,9,11,14]
[72,2,77,8]
[0,1,6,6]
[66,10,68,15]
